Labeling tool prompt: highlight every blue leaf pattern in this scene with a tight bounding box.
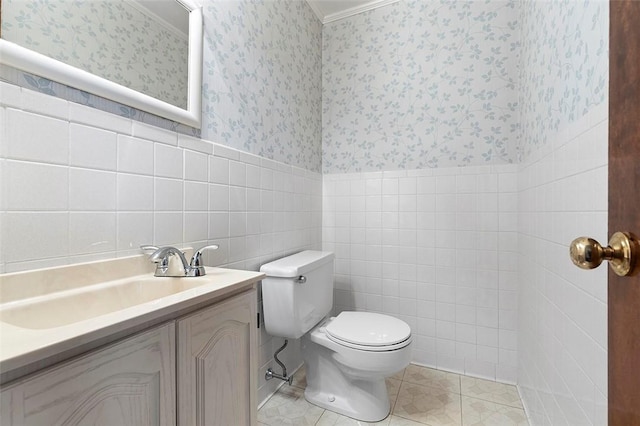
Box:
[322,0,520,173]
[201,0,322,172]
[518,0,608,161]
[2,0,608,173]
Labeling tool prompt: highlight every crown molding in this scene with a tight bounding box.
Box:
[306,0,326,22]
[306,0,401,24]
[323,0,400,24]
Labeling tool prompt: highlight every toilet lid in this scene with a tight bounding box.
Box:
[325,312,411,347]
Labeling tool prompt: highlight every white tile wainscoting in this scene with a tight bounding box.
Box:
[0,81,322,403]
[517,103,608,426]
[322,164,519,384]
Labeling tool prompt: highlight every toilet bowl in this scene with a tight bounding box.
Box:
[302,312,412,421]
[260,251,413,422]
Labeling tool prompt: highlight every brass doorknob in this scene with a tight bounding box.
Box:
[569,232,639,276]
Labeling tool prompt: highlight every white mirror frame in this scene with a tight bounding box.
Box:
[0,0,203,128]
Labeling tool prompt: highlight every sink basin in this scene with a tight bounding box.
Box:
[0,275,215,329]
[0,254,265,377]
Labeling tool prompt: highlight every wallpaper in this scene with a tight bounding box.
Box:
[322,0,520,173]
[517,0,608,161]
[3,0,605,174]
[2,0,189,109]
[201,0,323,172]
[2,0,324,171]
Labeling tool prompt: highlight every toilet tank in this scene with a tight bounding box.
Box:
[260,251,334,339]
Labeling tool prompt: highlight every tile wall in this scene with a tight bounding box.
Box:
[0,81,321,404]
[516,0,609,423]
[517,103,608,425]
[323,164,519,383]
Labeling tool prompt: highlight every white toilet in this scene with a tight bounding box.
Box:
[260,250,413,422]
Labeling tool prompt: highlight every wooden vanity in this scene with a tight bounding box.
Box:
[0,255,264,425]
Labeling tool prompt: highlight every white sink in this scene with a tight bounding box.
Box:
[0,275,216,329]
[0,254,265,373]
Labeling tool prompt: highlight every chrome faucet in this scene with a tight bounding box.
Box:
[141,245,219,277]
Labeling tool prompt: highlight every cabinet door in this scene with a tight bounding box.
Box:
[178,290,257,426]
[1,323,176,426]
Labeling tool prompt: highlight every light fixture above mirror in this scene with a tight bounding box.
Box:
[0,0,203,128]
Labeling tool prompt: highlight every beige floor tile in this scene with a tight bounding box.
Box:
[291,365,308,389]
[387,377,402,410]
[393,381,462,426]
[461,396,528,425]
[402,364,461,394]
[391,368,407,381]
[258,363,527,426]
[316,409,392,425]
[388,415,430,425]
[257,385,324,425]
[460,376,522,409]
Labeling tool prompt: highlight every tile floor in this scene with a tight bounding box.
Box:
[257,364,529,425]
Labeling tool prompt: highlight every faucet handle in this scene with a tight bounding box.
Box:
[189,244,219,276]
[140,245,159,253]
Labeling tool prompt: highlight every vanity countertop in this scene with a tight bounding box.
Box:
[0,255,264,379]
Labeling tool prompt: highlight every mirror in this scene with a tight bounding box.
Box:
[0,0,203,128]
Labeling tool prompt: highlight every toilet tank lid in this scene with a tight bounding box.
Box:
[260,250,334,278]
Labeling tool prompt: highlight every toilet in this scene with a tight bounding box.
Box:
[260,250,413,422]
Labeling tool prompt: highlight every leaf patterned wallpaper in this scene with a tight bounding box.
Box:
[201,0,323,172]
[322,0,521,173]
[2,0,608,174]
[518,0,608,162]
[2,0,189,109]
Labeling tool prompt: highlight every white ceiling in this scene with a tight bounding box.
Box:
[306,0,400,24]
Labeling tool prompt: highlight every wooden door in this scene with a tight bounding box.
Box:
[0,323,176,426]
[608,0,640,423]
[177,290,257,426]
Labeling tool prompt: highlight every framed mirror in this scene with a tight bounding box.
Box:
[0,0,203,128]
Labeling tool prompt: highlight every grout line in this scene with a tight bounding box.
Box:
[459,373,464,426]
[462,395,526,411]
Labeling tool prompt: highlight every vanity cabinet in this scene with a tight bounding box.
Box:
[177,290,257,425]
[0,323,176,425]
[0,288,258,426]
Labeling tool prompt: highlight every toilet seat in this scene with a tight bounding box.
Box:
[324,312,412,352]
[326,333,412,351]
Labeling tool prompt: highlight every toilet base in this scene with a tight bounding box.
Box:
[304,379,390,422]
[302,335,392,422]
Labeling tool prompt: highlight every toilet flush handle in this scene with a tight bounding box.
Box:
[296,276,307,284]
